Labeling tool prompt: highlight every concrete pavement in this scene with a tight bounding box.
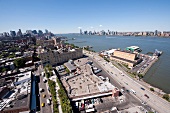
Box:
[84,50,170,113]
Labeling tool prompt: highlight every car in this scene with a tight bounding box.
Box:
[39,88,44,92]
[121,89,125,93]
[126,90,130,93]
[144,94,149,98]
[141,87,145,90]
[41,103,45,107]
[43,94,46,98]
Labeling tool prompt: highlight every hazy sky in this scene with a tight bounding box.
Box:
[0,0,170,33]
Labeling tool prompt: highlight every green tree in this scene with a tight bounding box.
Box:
[14,58,25,68]
[138,74,143,79]
[163,94,169,101]
[150,88,155,92]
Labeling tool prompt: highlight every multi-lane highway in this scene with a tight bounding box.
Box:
[84,50,170,113]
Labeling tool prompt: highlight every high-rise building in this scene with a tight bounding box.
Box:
[26,30,32,34]
[155,30,158,36]
[10,31,16,37]
[80,29,83,34]
[32,30,37,34]
[17,29,22,37]
[38,30,43,36]
[84,31,88,35]
[45,29,48,34]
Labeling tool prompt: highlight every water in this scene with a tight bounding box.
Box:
[58,34,170,93]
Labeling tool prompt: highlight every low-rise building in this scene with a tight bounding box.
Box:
[110,50,141,68]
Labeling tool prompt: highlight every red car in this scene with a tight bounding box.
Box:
[144,94,149,98]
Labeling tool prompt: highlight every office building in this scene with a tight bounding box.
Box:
[45,29,48,34]
[38,30,43,36]
[10,31,16,37]
[80,29,83,34]
[32,30,37,34]
[17,29,22,37]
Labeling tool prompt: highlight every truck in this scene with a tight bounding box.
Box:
[47,99,51,105]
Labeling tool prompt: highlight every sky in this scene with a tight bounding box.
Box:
[0,0,170,33]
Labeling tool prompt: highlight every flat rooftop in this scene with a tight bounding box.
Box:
[61,57,115,100]
[14,71,31,86]
[64,62,76,72]
[2,94,30,112]
[74,57,92,66]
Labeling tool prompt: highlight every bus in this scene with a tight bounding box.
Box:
[130,89,136,95]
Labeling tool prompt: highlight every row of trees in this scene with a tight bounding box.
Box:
[48,79,59,113]
[56,78,72,113]
[45,64,53,78]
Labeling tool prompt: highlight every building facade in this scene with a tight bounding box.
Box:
[39,49,83,66]
[110,50,140,68]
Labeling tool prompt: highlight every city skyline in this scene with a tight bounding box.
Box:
[0,0,170,33]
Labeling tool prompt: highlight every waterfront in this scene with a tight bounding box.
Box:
[58,34,170,93]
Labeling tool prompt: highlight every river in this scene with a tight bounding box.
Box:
[57,34,170,93]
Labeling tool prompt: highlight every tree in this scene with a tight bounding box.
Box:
[138,74,143,79]
[150,88,154,92]
[14,58,25,68]
[163,94,169,101]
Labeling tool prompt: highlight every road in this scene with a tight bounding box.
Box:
[88,56,151,112]
[36,66,52,113]
[84,50,170,113]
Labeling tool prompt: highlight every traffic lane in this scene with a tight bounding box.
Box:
[88,54,156,111]
[39,75,52,113]
[89,57,143,105]
[117,68,170,113]
[86,52,170,111]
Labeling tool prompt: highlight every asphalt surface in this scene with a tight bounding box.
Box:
[87,57,147,112]
[84,50,170,113]
[36,66,52,113]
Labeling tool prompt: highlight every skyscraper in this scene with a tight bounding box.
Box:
[17,29,22,37]
[80,29,83,34]
[32,30,37,34]
[155,30,158,36]
[38,30,43,36]
[10,31,16,37]
[45,29,48,34]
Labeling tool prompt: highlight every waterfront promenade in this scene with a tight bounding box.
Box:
[84,50,170,113]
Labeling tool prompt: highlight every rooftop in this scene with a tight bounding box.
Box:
[61,57,115,100]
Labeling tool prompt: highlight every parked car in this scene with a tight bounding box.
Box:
[43,94,46,98]
[141,87,145,90]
